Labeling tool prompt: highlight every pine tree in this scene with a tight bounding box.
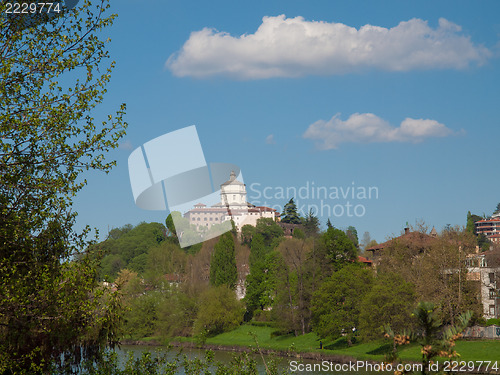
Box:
[210,232,238,289]
[281,198,301,224]
[326,218,333,229]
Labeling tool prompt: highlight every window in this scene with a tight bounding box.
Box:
[197,218,200,221]
[490,289,496,300]
[490,273,495,284]
[209,218,212,221]
[204,218,207,221]
[233,194,236,201]
[489,305,495,316]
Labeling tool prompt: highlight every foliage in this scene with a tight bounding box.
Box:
[245,235,279,319]
[385,302,472,375]
[273,238,316,336]
[156,288,197,338]
[311,263,374,343]
[98,222,167,281]
[281,198,301,224]
[301,209,320,237]
[495,203,500,215]
[326,218,333,229]
[82,342,292,375]
[317,227,358,271]
[345,226,359,248]
[254,218,284,248]
[241,224,256,245]
[379,228,481,325]
[193,285,244,337]
[292,228,305,239]
[0,0,126,372]
[359,272,416,340]
[210,232,238,289]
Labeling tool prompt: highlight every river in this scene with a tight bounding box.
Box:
[114,345,395,374]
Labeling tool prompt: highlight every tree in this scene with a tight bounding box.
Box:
[241,224,255,245]
[385,302,472,375]
[209,232,238,289]
[317,227,358,271]
[301,209,320,238]
[193,286,244,337]
[254,217,284,248]
[311,264,374,344]
[274,238,315,335]
[0,1,126,372]
[281,198,301,224]
[359,272,416,340]
[345,226,359,248]
[494,203,500,215]
[360,231,371,251]
[326,218,333,229]
[379,229,481,324]
[466,211,484,235]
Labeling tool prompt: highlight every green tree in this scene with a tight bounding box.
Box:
[210,232,238,289]
[359,272,416,340]
[345,226,359,248]
[494,203,500,215]
[244,234,277,319]
[311,264,374,344]
[193,286,244,337]
[254,217,284,248]
[318,227,358,271]
[302,209,320,238]
[281,198,301,224]
[241,224,255,245]
[326,218,333,229]
[0,1,126,372]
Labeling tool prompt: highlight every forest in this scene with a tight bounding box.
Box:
[97,200,496,348]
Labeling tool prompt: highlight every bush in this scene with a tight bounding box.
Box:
[193,285,244,336]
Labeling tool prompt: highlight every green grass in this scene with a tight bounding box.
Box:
[176,324,500,363]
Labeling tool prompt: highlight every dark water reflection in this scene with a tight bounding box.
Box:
[116,345,389,375]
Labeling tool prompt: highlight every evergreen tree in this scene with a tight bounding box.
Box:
[326,218,333,229]
[281,198,301,224]
[345,226,359,248]
[466,211,475,234]
[495,203,500,215]
[210,232,238,289]
[302,209,320,237]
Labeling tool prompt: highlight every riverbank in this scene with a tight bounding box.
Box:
[122,324,500,372]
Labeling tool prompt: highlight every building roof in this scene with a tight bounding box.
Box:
[476,217,500,223]
[221,170,245,186]
[366,230,438,253]
[358,255,373,265]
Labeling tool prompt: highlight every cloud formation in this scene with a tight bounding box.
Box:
[303,113,458,150]
[265,134,275,144]
[166,15,490,79]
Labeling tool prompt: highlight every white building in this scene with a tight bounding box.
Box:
[466,249,499,319]
[184,171,279,231]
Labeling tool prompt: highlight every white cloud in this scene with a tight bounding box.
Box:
[166,15,490,79]
[265,134,275,144]
[303,113,458,150]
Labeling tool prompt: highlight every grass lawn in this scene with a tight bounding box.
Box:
[178,324,500,364]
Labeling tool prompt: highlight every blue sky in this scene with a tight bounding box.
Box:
[73,0,500,244]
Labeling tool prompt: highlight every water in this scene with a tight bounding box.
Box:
[114,345,391,374]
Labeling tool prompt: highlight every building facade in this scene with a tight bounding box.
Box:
[184,171,279,231]
[466,249,500,319]
[475,213,500,239]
